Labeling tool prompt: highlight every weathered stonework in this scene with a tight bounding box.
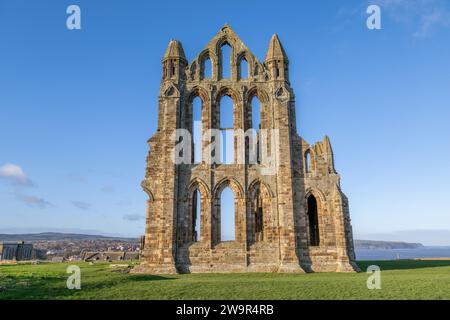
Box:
[133,25,359,274]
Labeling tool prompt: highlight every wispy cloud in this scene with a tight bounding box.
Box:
[16,194,52,209]
[1,163,53,208]
[123,214,145,222]
[65,173,88,184]
[72,201,91,210]
[101,186,114,193]
[376,0,450,37]
[116,200,132,207]
[0,163,33,186]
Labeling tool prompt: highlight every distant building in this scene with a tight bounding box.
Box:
[32,248,47,260]
[0,241,34,261]
[82,251,140,262]
[124,252,140,260]
[51,257,65,263]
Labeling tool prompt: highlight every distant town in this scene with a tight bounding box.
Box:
[0,232,141,263]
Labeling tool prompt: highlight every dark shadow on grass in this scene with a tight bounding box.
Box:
[127,274,176,282]
[357,259,450,271]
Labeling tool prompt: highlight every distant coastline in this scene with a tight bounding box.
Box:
[354,240,423,250]
[0,232,137,242]
[0,233,425,250]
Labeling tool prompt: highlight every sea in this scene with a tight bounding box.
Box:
[355,246,450,260]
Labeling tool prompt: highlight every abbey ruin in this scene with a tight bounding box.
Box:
[133,25,359,274]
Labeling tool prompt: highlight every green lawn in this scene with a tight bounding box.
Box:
[0,260,449,300]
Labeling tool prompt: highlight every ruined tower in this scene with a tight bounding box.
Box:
[134,25,359,274]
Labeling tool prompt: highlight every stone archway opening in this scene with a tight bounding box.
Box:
[220,186,235,241]
[192,189,201,242]
[307,194,320,246]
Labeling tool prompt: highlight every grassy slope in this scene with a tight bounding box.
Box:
[0,260,449,300]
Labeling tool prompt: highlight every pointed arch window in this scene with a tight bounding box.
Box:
[171,60,176,77]
[192,97,202,164]
[307,195,320,246]
[239,57,248,79]
[192,189,201,242]
[202,55,212,79]
[220,43,232,79]
[220,187,235,241]
[220,95,234,164]
[305,150,311,173]
[253,188,263,242]
[251,96,261,164]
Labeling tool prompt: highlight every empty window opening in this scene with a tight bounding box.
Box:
[221,43,231,79]
[203,56,212,79]
[220,95,234,164]
[240,58,248,79]
[254,190,263,242]
[220,187,235,241]
[251,96,261,164]
[171,61,176,77]
[192,189,201,242]
[251,96,261,131]
[193,97,202,163]
[305,151,311,173]
[307,195,320,246]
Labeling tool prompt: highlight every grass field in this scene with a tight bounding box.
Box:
[1,260,449,300]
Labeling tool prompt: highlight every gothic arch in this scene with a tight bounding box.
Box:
[164,84,179,97]
[305,188,326,204]
[214,86,240,132]
[213,177,244,199]
[304,148,316,173]
[188,177,211,200]
[142,184,155,244]
[188,61,197,80]
[246,87,269,104]
[215,37,236,58]
[198,50,215,79]
[188,86,209,104]
[185,179,210,243]
[248,179,274,243]
[237,52,252,79]
[248,179,273,199]
[274,86,289,102]
[215,86,240,105]
[142,185,155,202]
[211,177,245,244]
[304,188,328,247]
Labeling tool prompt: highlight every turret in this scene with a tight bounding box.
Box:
[162,39,187,81]
[264,34,289,82]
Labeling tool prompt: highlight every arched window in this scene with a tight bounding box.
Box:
[251,96,261,164]
[251,96,261,131]
[307,195,320,246]
[171,60,176,77]
[221,43,231,79]
[192,189,201,242]
[240,58,248,79]
[202,56,212,79]
[305,150,311,173]
[220,95,234,164]
[253,189,263,242]
[192,97,202,163]
[220,187,235,241]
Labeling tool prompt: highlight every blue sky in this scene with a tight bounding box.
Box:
[1,0,450,244]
